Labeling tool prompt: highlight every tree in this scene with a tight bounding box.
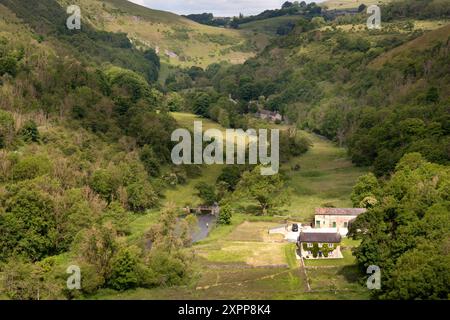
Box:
[108,246,143,291]
[0,110,15,148]
[217,166,242,191]
[195,182,217,205]
[236,166,289,215]
[19,120,39,143]
[126,180,158,212]
[165,92,184,112]
[425,87,439,104]
[350,173,380,207]
[90,169,118,203]
[1,259,41,300]
[351,153,450,300]
[139,145,160,177]
[192,92,211,116]
[0,54,18,76]
[218,203,232,225]
[0,186,57,261]
[78,224,118,280]
[12,155,52,181]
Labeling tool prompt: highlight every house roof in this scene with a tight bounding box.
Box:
[315,208,367,216]
[298,232,342,243]
[258,109,281,117]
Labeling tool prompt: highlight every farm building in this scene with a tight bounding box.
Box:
[314,208,366,236]
[256,109,283,122]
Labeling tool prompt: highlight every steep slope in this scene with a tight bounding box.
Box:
[55,0,265,68]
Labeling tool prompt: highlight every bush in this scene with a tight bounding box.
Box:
[144,249,192,287]
[139,145,160,177]
[0,187,57,261]
[195,182,217,205]
[217,203,232,225]
[126,181,158,212]
[19,120,40,143]
[12,155,51,181]
[90,169,117,202]
[108,247,142,291]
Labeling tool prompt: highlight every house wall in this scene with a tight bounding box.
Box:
[298,242,342,259]
[314,215,357,236]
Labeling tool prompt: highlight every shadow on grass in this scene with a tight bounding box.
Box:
[338,265,363,283]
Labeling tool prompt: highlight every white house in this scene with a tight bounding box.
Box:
[314,208,366,236]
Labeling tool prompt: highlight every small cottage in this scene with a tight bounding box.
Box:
[256,109,283,122]
[297,231,342,259]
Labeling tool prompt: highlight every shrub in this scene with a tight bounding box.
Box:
[217,203,232,225]
[12,155,51,181]
[90,169,117,202]
[108,247,142,291]
[19,120,40,143]
[126,181,158,212]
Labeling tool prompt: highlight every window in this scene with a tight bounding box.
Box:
[318,243,323,248]
[332,222,337,228]
[344,222,348,228]
[328,243,334,248]
[307,243,313,248]
[316,221,321,227]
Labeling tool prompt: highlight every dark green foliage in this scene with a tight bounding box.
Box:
[19,120,40,143]
[0,186,57,261]
[279,130,312,162]
[126,181,158,212]
[237,166,289,215]
[1,0,159,81]
[350,173,380,207]
[302,242,337,258]
[384,0,450,20]
[195,182,217,205]
[0,54,18,76]
[12,155,51,181]
[350,153,450,300]
[90,169,117,203]
[217,166,242,191]
[217,203,232,225]
[108,248,141,291]
[0,110,15,148]
[139,145,161,177]
[144,249,192,287]
[192,92,212,116]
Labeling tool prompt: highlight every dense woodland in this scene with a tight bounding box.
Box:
[0,0,449,300]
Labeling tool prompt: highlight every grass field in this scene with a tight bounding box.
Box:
[281,134,367,221]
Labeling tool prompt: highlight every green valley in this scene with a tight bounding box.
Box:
[0,0,449,302]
